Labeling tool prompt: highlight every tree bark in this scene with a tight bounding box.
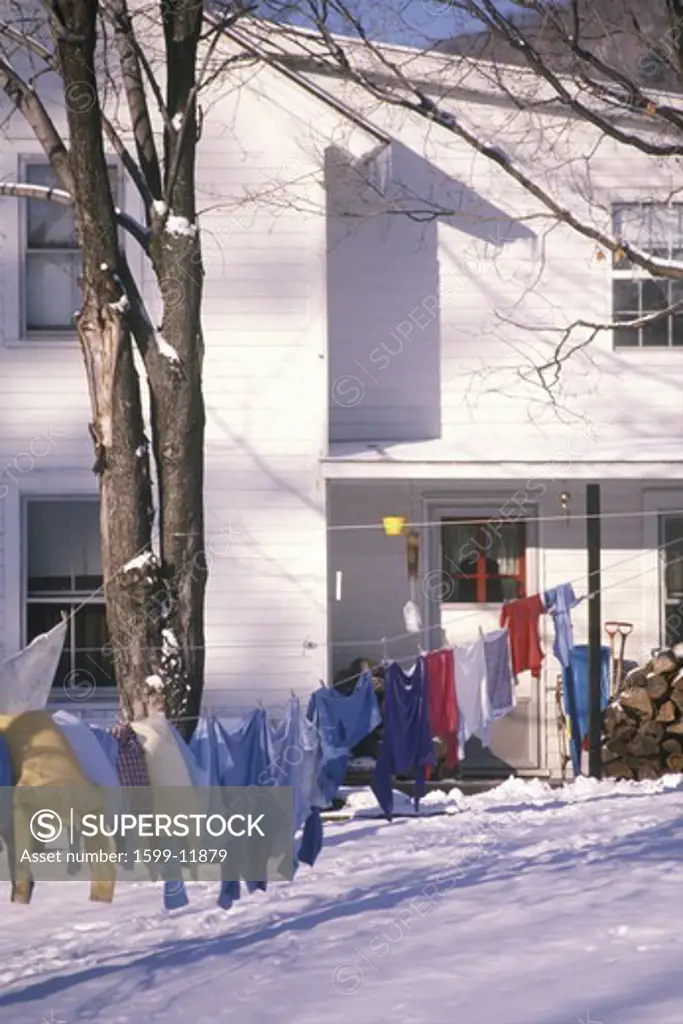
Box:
[145,0,207,738]
[53,0,161,715]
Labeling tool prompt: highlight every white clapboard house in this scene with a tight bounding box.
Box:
[1,12,682,779]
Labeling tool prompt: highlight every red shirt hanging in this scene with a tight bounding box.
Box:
[500,595,544,679]
[424,648,459,773]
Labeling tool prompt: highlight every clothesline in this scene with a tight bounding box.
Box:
[59,506,683,634]
[325,507,683,533]
[44,542,683,659]
[314,550,683,690]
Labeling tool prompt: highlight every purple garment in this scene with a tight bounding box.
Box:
[370,658,435,820]
[484,628,514,720]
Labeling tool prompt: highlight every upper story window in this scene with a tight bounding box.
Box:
[441,519,526,604]
[25,163,81,335]
[612,202,683,348]
[24,162,118,338]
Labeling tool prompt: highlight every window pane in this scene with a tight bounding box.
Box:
[611,203,683,262]
[487,577,523,602]
[648,205,671,257]
[613,203,649,251]
[672,313,683,345]
[26,603,115,691]
[664,603,683,647]
[663,517,683,598]
[612,203,641,241]
[26,164,77,248]
[27,499,102,592]
[613,324,639,347]
[26,251,81,330]
[442,522,478,574]
[642,315,669,346]
[441,522,478,602]
[75,605,115,689]
[441,520,524,603]
[482,523,523,576]
[641,278,668,311]
[612,280,639,314]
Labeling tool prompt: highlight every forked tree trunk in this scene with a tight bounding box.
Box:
[10,0,210,726]
[55,0,163,714]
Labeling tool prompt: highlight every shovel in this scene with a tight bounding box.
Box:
[605,621,633,695]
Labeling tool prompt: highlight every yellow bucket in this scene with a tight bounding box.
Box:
[383,516,406,537]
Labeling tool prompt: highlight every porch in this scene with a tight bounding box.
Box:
[325,475,683,779]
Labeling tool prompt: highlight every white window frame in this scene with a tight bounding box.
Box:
[422,492,541,645]
[0,152,141,348]
[23,161,82,339]
[611,200,683,350]
[642,489,683,648]
[22,160,123,341]
[659,513,683,647]
[1,474,117,707]
[23,493,114,698]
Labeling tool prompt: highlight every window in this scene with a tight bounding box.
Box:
[24,163,118,337]
[25,164,81,334]
[25,499,115,694]
[612,203,683,348]
[441,519,526,603]
[661,515,683,646]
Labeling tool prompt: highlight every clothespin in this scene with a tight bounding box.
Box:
[319,678,326,689]
[381,636,389,663]
[440,627,449,649]
[291,688,297,700]
[478,625,484,639]
[256,697,264,709]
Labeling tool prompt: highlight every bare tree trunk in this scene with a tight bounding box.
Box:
[146,0,207,738]
[53,0,161,715]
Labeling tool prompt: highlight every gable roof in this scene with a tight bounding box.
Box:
[438,0,681,93]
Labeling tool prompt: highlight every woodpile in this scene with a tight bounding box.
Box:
[602,646,683,780]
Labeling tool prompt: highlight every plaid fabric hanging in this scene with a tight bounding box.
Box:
[111,722,150,787]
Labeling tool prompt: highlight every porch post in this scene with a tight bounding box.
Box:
[586,483,602,778]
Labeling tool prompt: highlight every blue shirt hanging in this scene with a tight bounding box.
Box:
[544,583,582,670]
[371,658,435,820]
[191,710,274,910]
[307,670,381,805]
[189,716,234,787]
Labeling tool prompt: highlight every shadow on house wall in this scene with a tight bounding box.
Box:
[325,140,537,445]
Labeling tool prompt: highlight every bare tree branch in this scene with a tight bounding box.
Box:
[0,180,150,249]
[0,52,73,190]
[102,0,164,202]
[0,15,153,207]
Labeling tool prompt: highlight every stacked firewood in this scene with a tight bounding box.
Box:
[602,646,683,781]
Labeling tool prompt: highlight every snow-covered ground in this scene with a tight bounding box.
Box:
[2,775,683,1024]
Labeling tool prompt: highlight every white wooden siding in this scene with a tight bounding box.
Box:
[0,56,368,711]
[323,86,683,459]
